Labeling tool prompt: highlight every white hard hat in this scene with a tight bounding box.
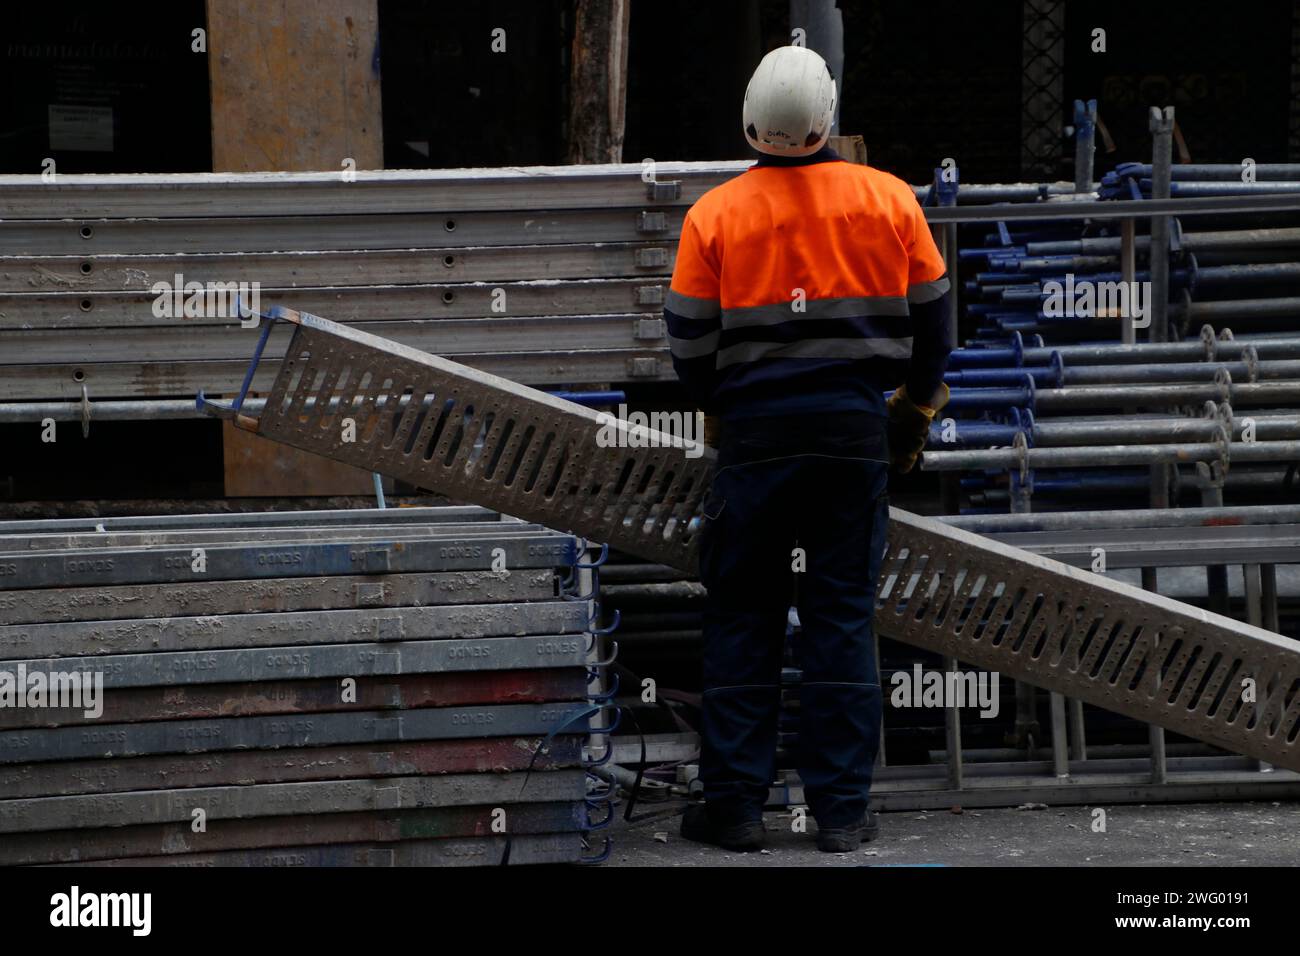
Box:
[742,45,837,157]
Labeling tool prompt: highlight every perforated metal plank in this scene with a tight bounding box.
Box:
[66,833,584,867]
[0,769,587,833]
[877,510,1300,772]
[0,600,585,660]
[0,802,587,866]
[5,633,590,690]
[0,737,584,800]
[212,309,712,572]
[0,669,588,730]
[213,311,1300,772]
[0,531,575,589]
[0,570,556,627]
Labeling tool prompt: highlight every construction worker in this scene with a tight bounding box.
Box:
[667,44,952,853]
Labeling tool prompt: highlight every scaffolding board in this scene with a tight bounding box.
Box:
[206,308,1300,773]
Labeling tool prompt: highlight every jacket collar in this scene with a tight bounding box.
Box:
[751,144,843,168]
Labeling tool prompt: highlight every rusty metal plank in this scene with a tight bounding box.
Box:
[212,308,710,571]
[0,769,587,833]
[0,600,586,660]
[0,570,556,627]
[64,833,584,867]
[0,669,587,730]
[0,701,594,765]
[4,633,590,690]
[0,801,586,865]
[0,737,584,800]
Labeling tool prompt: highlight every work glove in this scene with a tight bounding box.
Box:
[887,382,948,474]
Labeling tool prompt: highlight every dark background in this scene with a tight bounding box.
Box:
[0,1,1293,180]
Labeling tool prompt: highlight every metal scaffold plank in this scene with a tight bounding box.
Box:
[0,669,589,730]
[0,532,576,589]
[2,520,535,551]
[878,510,1300,772]
[0,736,585,800]
[0,801,588,866]
[0,242,676,294]
[0,285,669,331]
[210,308,710,571]
[62,833,585,867]
[0,701,594,765]
[0,600,587,660]
[0,161,745,219]
[0,209,686,257]
[0,769,588,833]
[0,504,500,534]
[0,570,557,626]
[4,633,591,690]
[0,349,673,402]
[204,308,1300,774]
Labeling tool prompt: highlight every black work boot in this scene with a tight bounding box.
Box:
[680,804,766,852]
[816,810,880,853]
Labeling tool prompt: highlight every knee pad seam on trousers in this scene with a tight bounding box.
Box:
[702,683,781,694]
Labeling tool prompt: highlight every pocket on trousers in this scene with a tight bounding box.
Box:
[701,489,727,522]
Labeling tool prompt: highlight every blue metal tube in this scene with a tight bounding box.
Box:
[545,390,625,406]
[1111,162,1300,182]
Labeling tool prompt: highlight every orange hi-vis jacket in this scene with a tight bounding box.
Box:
[664,147,952,419]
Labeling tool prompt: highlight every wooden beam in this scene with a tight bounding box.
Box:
[206,0,384,496]
[567,0,632,164]
[206,0,383,172]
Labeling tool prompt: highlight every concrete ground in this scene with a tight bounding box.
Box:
[606,800,1300,866]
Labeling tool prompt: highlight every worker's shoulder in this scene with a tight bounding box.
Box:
[685,170,757,220]
[839,162,918,204]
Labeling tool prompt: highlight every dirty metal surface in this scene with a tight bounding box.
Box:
[0,701,594,765]
[878,509,1300,772]
[0,570,556,626]
[0,531,576,589]
[0,600,586,660]
[215,309,711,573]
[0,737,584,800]
[0,769,588,833]
[64,833,584,867]
[0,520,536,552]
[0,669,587,730]
[0,801,586,865]
[6,633,591,689]
[0,504,497,535]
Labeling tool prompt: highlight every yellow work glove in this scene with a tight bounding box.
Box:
[886,383,949,474]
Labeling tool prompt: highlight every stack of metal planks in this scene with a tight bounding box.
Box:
[0,506,608,866]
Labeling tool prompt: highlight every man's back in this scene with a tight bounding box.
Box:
[666,149,951,420]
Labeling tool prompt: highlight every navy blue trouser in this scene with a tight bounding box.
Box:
[698,412,890,828]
